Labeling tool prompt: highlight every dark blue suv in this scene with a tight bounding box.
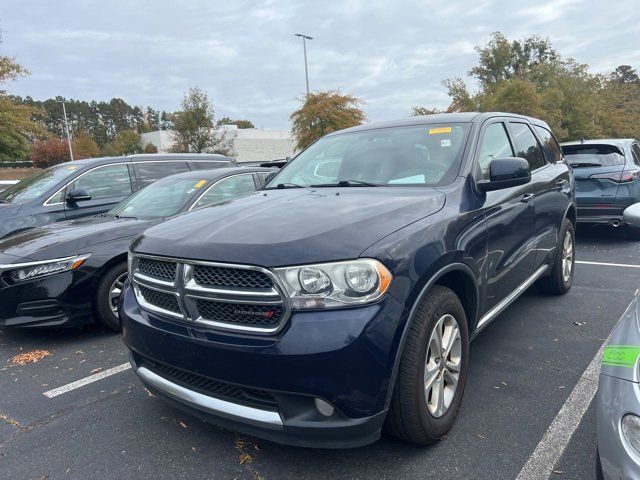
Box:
[120,113,575,448]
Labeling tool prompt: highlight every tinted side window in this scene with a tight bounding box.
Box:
[631,143,640,167]
[477,122,514,180]
[70,164,132,200]
[193,174,256,209]
[191,161,231,171]
[135,162,190,187]
[533,126,563,163]
[509,122,546,171]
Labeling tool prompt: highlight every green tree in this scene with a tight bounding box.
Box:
[171,87,232,154]
[113,130,141,155]
[217,117,255,129]
[72,132,100,159]
[290,91,366,151]
[100,142,117,157]
[0,33,45,160]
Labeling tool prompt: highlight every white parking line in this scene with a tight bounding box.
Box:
[43,363,132,398]
[516,343,605,480]
[576,260,640,268]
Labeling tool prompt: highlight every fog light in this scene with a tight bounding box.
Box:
[314,398,334,417]
[622,414,640,455]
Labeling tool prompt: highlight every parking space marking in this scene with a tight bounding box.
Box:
[516,343,605,480]
[576,260,640,268]
[43,363,131,398]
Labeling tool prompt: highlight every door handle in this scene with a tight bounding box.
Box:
[521,193,534,203]
[556,179,568,188]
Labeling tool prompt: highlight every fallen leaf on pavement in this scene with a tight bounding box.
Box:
[144,388,156,398]
[179,421,188,429]
[11,350,50,365]
[90,367,103,374]
[239,453,253,464]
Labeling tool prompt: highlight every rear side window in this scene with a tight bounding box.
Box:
[562,145,625,167]
[134,162,190,187]
[509,122,547,171]
[533,126,563,163]
[631,143,640,166]
[70,164,133,200]
[477,123,514,180]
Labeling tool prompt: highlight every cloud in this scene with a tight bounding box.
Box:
[0,0,638,129]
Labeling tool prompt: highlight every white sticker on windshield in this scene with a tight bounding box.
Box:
[441,139,452,147]
[389,174,426,184]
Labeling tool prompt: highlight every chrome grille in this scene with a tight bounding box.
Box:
[131,255,289,334]
[193,265,273,289]
[139,286,181,314]
[195,299,283,328]
[138,258,177,282]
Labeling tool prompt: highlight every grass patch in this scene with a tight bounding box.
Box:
[0,167,41,180]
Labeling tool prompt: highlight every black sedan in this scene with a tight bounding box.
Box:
[0,166,273,331]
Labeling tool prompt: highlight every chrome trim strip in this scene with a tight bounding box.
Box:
[475,264,549,333]
[133,271,176,288]
[136,366,283,428]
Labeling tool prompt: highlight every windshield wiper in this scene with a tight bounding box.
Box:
[267,183,305,189]
[114,214,137,220]
[311,180,381,187]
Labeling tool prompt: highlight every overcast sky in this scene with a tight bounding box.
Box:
[1,0,639,130]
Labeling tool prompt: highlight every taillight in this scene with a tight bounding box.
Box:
[589,171,638,183]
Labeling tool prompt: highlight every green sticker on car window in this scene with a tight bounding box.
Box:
[603,346,640,368]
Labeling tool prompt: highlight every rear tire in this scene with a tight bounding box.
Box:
[539,219,575,295]
[384,285,469,445]
[93,261,127,331]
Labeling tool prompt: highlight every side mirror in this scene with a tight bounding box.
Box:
[264,171,278,184]
[66,188,92,203]
[477,158,531,192]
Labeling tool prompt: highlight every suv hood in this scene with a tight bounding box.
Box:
[0,216,157,262]
[132,188,446,267]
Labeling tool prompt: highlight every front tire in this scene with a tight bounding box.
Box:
[384,285,469,445]
[539,219,575,295]
[93,261,127,331]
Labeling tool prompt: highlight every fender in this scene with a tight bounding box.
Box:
[383,261,479,409]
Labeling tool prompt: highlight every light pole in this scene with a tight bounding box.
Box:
[57,100,74,161]
[294,33,313,95]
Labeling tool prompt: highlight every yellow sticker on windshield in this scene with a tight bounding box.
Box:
[429,127,452,135]
[194,180,207,189]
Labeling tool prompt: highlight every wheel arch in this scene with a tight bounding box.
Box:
[383,262,479,409]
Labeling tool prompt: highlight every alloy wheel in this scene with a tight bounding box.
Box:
[424,314,462,418]
[109,272,127,318]
[562,230,573,283]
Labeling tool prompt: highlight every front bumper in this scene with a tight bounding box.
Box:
[120,282,407,448]
[597,374,640,479]
[0,269,96,328]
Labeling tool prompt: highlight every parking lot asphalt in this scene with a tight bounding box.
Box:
[1,225,639,480]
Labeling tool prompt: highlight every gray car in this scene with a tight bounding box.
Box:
[597,290,640,479]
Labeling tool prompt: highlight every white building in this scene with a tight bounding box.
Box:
[140,126,296,163]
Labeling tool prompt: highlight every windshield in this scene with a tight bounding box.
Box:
[108,177,209,220]
[267,123,470,188]
[0,164,78,204]
[562,145,625,167]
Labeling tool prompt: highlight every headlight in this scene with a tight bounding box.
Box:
[273,259,392,309]
[6,254,91,282]
[622,414,640,456]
